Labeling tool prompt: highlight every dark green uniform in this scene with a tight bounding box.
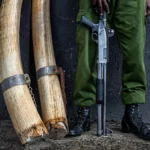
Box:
[74,0,147,107]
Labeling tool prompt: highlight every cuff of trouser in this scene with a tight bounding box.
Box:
[74,100,95,107]
[122,91,145,105]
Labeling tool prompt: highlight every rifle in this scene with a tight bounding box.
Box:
[81,11,114,136]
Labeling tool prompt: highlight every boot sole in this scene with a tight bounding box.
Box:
[68,127,90,136]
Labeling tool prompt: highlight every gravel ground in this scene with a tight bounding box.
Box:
[0,120,150,150]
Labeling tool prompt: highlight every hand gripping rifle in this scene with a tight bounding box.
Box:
[81,11,114,136]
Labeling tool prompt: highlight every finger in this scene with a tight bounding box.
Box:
[146,4,150,16]
[92,0,97,5]
[147,8,150,16]
[97,0,103,16]
[102,0,110,13]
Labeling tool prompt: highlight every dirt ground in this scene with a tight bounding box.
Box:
[0,120,150,150]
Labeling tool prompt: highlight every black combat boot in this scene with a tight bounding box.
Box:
[69,107,90,136]
[122,104,150,140]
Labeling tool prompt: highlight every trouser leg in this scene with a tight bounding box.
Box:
[73,22,97,107]
[112,0,146,104]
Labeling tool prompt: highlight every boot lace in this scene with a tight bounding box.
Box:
[130,105,144,129]
[72,107,89,127]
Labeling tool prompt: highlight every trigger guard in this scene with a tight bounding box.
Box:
[92,33,98,43]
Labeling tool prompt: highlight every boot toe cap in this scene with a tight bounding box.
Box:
[69,127,82,136]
